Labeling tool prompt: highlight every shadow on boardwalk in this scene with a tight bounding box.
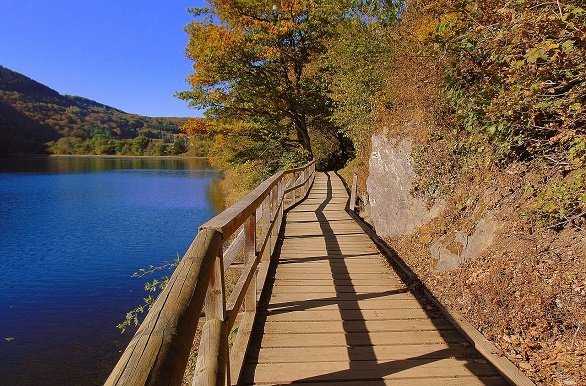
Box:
[242,172,506,385]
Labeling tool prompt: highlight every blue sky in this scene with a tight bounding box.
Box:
[0,0,207,117]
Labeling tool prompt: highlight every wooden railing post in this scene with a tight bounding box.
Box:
[350,173,358,212]
[268,188,274,256]
[278,179,284,235]
[261,197,269,261]
[205,245,225,321]
[194,319,227,386]
[244,214,256,312]
[293,173,296,204]
[202,244,229,386]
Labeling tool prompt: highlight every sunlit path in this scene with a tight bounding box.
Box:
[239,172,507,385]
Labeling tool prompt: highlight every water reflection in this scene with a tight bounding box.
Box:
[207,178,226,213]
[0,155,224,385]
[0,155,214,175]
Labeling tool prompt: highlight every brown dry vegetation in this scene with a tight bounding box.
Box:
[342,1,585,385]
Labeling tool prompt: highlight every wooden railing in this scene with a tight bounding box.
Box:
[105,160,315,386]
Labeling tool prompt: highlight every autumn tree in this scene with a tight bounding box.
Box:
[179,1,400,170]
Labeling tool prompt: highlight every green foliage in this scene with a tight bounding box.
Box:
[440,1,586,164]
[47,135,189,156]
[117,259,179,333]
[524,168,586,229]
[0,66,188,156]
[320,18,394,150]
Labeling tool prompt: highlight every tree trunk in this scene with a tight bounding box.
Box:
[294,119,313,159]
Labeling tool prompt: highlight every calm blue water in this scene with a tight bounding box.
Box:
[0,157,221,385]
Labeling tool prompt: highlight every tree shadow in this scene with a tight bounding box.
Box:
[241,172,504,385]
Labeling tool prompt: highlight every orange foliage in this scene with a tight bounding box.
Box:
[182,118,214,135]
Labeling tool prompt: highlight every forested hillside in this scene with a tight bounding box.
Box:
[0,66,191,156]
[178,1,585,384]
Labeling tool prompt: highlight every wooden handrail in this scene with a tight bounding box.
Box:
[105,229,223,386]
[106,159,316,386]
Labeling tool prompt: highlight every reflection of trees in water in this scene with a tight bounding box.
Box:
[207,178,226,214]
[0,155,217,175]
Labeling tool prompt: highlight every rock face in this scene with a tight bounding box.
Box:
[430,215,502,272]
[366,134,443,237]
[366,132,503,272]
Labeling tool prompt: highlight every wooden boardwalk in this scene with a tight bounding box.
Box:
[240,172,507,385]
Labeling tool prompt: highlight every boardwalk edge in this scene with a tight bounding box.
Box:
[344,204,536,386]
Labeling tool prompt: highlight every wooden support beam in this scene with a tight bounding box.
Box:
[222,229,244,269]
[228,312,255,386]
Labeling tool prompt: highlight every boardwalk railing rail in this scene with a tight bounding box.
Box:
[106,160,316,386]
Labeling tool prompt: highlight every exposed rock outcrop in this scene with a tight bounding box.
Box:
[366,133,443,237]
[430,214,501,272]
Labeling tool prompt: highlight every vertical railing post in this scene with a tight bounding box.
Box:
[289,174,292,207]
[244,214,256,312]
[295,172,303,204]
[279,178,284,233]
[268,188,274,256]
[261,195,270,261]
[269,186,274,255]
[350,173,358,212]
[204,244,229,386]
[302,169,306,197]
[292,172,297,205]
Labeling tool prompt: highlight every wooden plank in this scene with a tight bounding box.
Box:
[349,173,358,211]
[259,319,455,334]
[274,259,388,267]
[264,300,429,312]
[241,377,509,386]
[253,330,467,348]
[243,214,256,313]
[205,246,226,321]
[267,293,418,302]
[276,252,383,259]
[269,285,401,293]
[222,229,244,269]
[271,272,401,281]
[274,266,391,274]
[242,359,499,384]
[260,308,442,322]
[270,279,402,287]
[202,247,229,385]
[248,343,478,363]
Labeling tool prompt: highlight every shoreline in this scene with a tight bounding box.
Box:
[1,153,208,160]
[48,154,208,160]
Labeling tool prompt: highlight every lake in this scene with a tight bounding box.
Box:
[0,156,222,385]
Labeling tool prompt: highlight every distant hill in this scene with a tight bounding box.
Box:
[0,65,188,156]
